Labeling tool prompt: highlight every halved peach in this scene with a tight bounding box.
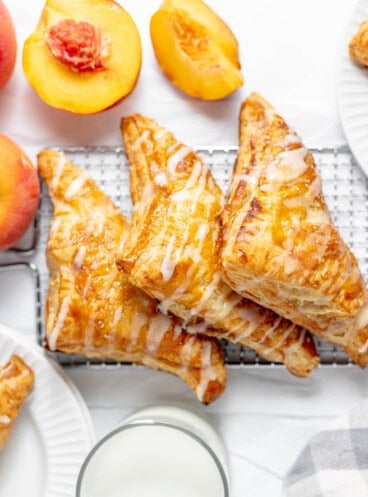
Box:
[150,0,243,100]
[22,0,142,114]
[0,1,17,90]
[0,135,40,251]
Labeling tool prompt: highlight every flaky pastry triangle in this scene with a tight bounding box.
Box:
[221,92,368,366]
[118,114,318,377]
[38,149,226,404]
[0,355,34,450]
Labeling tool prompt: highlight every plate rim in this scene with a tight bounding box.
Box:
[337,0,368,177]
[0,322,95,497]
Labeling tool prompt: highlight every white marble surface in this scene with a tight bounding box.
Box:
[0,0,365,495]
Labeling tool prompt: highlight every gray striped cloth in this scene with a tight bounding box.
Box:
[283,400,368,497]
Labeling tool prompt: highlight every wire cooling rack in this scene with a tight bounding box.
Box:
[1,145,367,368]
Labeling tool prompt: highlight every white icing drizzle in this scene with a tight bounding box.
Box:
[84,318,95,350]
[259,315,283,344]
[0,415,11,425]
[284,257,300,275]
[306,209,330,225]
[134,181,156,215]
[235,304,262,341]
[285,328,306,355]
[64,172,89,200]
[128,312,148,352]
[185,320,210,334]
[179,335,196,374]
[100,272,117,299]
[195,224,209,243]
[170,189,191,203]
[112,307,123,330]
[159,263,197,313]
[196,342,217,402]
[186,160,204,190]
[146,314,172,356]
[173,324,183,340]
[190,272,221,317]
[117,230,129,253]
[49,297,71,350]
[211,291,243,322]
[82,274,92,298]
[161,234,177,282]
[154,172,168,187]
[264,109,276,121]
[153,128,167,141]
[73,246,86,271]
[52,154,66,190]
[93,211,105,236]
[134,129,150,147]
[358,340,368,355]
[281,132,301,147]
[50,217,62,238]
[167,146,191,176]
[263,322,297,355]
[282,174,329,227]
[356,304,368,332]
[266,147,308,183]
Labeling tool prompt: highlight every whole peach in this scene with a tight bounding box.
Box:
[0,135,40,251]
[0,1,17,90]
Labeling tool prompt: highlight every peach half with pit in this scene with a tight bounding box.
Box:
[22,0,142,114]
[0,0,17,90]
[0,135,40,251]
[150,0,243,100]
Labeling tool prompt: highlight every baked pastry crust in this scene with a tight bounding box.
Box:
[38,149,226,404]
[0,355,34,450]
[221,92,368,365]
[118,114,318,377]
[349,21,368,67]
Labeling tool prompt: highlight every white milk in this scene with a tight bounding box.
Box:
[78,406,228,497]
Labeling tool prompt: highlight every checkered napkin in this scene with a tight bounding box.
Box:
[283,400,368,497]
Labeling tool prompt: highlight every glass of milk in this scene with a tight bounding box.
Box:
[76,405,229,497]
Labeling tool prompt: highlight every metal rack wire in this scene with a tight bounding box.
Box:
[1,145,366,368]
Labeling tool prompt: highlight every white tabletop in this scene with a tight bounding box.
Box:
[1,0,366,495]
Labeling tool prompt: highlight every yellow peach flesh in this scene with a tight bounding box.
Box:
[150,0,243,100]
[23,0,142,114]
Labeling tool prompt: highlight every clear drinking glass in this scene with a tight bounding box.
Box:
[76,405,229,497]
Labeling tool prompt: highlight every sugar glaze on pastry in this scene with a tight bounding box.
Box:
[38,149,226,404]
[119,114,318,377]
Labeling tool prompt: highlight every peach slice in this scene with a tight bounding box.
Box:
[150,0,243,100]
[0,1,17,90]
[22,0,142,114]
[0,135,40,251]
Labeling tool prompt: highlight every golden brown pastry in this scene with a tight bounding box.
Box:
[118,114,318,377]
[38,149,226,404]
[349,21,368,67]
[0,355,34,450]
[221,92,368,366]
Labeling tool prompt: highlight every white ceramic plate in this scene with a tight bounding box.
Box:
[338,0,368,176]
[0,323,95,497]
